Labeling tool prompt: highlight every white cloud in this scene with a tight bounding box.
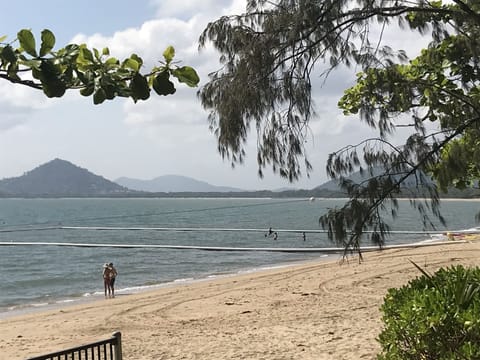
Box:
[124,92,203,127]
[0,78,54,108]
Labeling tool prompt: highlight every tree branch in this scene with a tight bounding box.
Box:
[0,73,42,90]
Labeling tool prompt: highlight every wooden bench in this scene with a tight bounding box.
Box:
[26,332,122,360]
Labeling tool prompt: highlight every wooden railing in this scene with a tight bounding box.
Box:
[26,332,122,360]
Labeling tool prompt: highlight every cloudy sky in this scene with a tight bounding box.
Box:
[0,1,428,190]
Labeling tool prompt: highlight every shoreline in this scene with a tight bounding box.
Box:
[0,252,337,320]
[2,238,462,321]
[2,240,480,359]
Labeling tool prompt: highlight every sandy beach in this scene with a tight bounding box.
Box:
[1,240,479,360]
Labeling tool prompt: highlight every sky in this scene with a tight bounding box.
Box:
[0,1,430,191]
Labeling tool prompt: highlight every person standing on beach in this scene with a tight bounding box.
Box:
[102,263,118,298]
[103,263,111,298]
[108,262,118,298]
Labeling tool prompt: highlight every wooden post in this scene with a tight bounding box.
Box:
[112,332,122,360]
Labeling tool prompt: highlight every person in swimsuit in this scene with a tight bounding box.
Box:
[102,262,118,298]
[103,263,111,298]
[108,262,118,298]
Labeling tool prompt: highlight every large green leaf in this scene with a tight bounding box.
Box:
[1,45,17,63]
[130,54,143,68]
[130,73,150,101]
[39,29,55,57]
[78,47,94,64]
[93,88,106,104]
[172,66,200,87]
[122,58,140,72]
[17,29,37,57]
[105,57,119,70]
[152,71,176,96]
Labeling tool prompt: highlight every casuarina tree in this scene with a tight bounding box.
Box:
[198,0,480,255]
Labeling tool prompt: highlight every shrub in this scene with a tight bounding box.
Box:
[377,264,480,359]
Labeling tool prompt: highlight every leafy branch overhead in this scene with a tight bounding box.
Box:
[199,0,480,254]
[0,29,199,104]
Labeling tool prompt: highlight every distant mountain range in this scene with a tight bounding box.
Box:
[115,175,244,193]
[0,159,276,197]
[1,159,478,198]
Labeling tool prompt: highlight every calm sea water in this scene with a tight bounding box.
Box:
[1,197,479,316]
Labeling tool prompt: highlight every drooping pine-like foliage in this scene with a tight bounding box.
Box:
[199,0,480,255]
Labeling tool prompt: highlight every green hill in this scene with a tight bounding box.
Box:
[0,159,129,196]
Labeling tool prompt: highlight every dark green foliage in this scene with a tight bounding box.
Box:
[130,73,150,101]
[378,265,480,359]
[33,60,67,97]
[173,66,200,87]
[153,71,176,96]
[0,29,199,103]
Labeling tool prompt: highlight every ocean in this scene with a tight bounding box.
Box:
[1,197,479,317]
